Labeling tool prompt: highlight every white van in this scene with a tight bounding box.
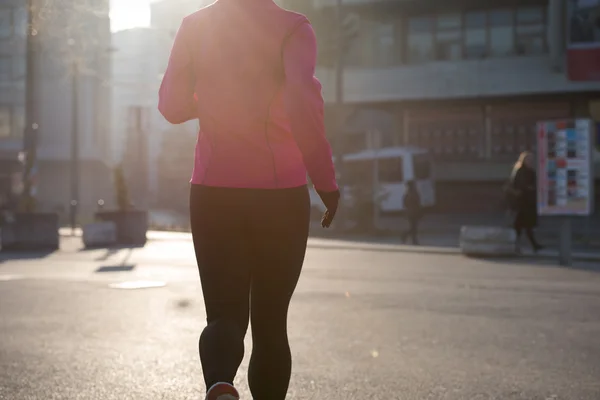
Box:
[310,146,435,215]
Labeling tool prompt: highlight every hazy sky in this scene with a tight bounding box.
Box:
[110,0,151,32]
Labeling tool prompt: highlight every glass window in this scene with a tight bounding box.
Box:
[13,6,28,37]
[413,155,432,180]
[489,9,515,57]
[0,8,12,38]
[378,158,404,183]
[344,159,373,186]
[346,20,396,68]
[0,107,11,137]
[376,22,396,66]
[0,57,10,82]
[408,16,434,64]
[516,6,546,55]
[516,6,544,24]
[465,11,487,59]
[346,19,372,67]
[516,35,545,55]
[435,13,462,61]
[12,55,26,80]
[12,106,24,138]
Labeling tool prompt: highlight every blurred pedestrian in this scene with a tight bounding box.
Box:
[158,1,339,399]
[401,180,422,245]
[509,151,543,253]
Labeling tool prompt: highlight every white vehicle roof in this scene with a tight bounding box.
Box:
[343,146,429,162]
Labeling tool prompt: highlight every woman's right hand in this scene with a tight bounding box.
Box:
[317,189,340,228]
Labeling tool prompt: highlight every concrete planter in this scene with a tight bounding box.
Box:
[95,210,148,246]
[0,213,60,251]
[460,225,517,257]
[82,221,117,248]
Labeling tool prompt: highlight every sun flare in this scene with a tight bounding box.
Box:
[110,0,151,32]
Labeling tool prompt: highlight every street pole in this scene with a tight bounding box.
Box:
[21,0,39,212]
[558,217,572,267]
[333,0,346,231]
[70,59,80,234]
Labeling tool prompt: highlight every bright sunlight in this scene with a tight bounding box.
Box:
[110,0,151,32]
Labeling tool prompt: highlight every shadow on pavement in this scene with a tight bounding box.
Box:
[93,247,136,271]
[95,265,136,273]
[0,249,56,264]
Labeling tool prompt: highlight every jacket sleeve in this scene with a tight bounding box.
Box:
[282,20,338,192]
[158,17,198,124]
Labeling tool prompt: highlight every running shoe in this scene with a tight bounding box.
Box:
[205,382,240,400]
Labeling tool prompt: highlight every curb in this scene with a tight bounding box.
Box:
[58,229,600,263]
[306,241,600,263]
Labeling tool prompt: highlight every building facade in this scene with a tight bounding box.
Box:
[0,0,113,220]
[301,0,600,212]
[108,0,207,208]
[0,0,27,209]
[111,27,173,207]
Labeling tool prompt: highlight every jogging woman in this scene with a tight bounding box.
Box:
[158,1,339,399]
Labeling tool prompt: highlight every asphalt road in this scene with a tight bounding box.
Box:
[1,238,599,400]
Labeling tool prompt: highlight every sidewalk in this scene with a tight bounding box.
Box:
[58,227,600,263]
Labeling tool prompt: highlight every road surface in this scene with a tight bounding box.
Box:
[1,238,599,399]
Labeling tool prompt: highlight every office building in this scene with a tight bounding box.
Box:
[300,0,600,212]
[0,0,113,218]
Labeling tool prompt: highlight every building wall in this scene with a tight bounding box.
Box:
[0,0,114,215]
[299,0,600,212]
[317,55,600,103]
[0,0,27,148]
[111,28,167,165]
[313,0,600,103]
[110,0,206,206]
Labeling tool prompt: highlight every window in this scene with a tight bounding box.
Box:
[0,57,10,82]
[489,9,515,57]
[465,11,487,59]
[404,6,547,65]
[378,158,404,183]
[12,106,24,138]
[408,16,434,64]
[435,13,462,61]
[376,22,395,66]
[346,20,397,68]
[516,6,545,55]
[413,155,432,180]
[0,8,12,39]
[13,6,27,37]
[12,55,26,80]
[344,159,373,186]
[0,107,11,137]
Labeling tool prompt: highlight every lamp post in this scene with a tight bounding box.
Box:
[332,0,359,231]
[21,0,40,212]
[69,55,80,234]
[333,0,346,231]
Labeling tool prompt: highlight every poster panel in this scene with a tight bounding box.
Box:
[537,119,594,216]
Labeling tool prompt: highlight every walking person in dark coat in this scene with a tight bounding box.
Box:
[509,151,543,253]
[401,180,422,245]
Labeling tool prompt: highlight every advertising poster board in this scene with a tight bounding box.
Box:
[537,119,594,216]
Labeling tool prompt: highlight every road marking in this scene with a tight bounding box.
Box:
[0,275,25,281]
[108,280,167,290]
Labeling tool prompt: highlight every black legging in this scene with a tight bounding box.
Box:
[514,220,540,250]
[402,216,420,245]
[190,184,310,400]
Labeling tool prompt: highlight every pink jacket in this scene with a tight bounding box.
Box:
[158,0,338,192]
